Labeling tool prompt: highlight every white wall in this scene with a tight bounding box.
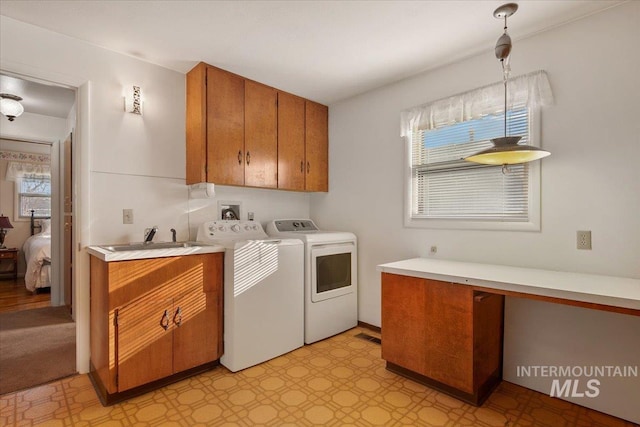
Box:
[1,16,311,374]
[0,111,67,143]
[312,2,639,422]
[188,185,310,239]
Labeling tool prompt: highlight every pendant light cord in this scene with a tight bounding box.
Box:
[501,13,510,174]
[502,61,508,138]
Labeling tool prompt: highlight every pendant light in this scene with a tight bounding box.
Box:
[465,3,550,169]
[0,93,25,122]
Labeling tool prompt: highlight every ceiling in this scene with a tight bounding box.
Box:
[0,74,75,119]
[0,1,623,105]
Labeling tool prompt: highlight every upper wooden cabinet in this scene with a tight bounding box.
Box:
[305,100,329,192]
[206,66,245,186]
[277,92,306,191]
[277,94,329,192]
[245,80,277,188]
[186,62,328,192]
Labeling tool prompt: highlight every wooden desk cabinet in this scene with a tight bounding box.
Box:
[381,272,504,405]
[89,253,223,405]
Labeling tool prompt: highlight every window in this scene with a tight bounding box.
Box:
[17,175,51,218]
[402,70,552,231]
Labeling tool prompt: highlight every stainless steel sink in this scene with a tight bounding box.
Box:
[99,241,208,252]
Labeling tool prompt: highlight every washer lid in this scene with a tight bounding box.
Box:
[271,219,319,232]
[266,219,356,243]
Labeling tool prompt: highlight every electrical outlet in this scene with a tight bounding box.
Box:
[577,230,592,250]
[248,212,255,221]
[123,209,134,224]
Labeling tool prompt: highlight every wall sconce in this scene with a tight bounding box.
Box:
[0,93,25,122]
[124,85,143,115]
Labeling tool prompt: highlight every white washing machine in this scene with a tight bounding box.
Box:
[266,219,357,344]
[197,220,304,372]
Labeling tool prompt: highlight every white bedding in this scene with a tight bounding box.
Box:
[23,231,51,292]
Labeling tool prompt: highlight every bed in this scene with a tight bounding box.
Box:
[22,212,52,292]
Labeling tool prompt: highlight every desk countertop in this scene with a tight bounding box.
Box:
[377,258,640,311]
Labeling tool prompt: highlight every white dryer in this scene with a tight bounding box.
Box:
[266,219,357,344]
[197,220,304,372]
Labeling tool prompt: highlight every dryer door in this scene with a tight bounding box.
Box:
[310,242,356,303]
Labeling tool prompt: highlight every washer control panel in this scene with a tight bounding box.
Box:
[197,220,266,242]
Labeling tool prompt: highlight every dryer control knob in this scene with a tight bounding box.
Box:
[231,224,240,232]
[208,224,216,232]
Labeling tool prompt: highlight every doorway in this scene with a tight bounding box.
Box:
[0,72,77,392]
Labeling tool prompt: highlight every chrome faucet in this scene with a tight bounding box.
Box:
[144,226,158,243]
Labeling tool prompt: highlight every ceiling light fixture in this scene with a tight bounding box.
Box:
[0,93,25,122]
[465,3,550,171]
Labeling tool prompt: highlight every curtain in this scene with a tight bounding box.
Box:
[400,70,554,137]
[5,161,51,181]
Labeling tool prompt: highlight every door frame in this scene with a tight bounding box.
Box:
[1,60,92,374]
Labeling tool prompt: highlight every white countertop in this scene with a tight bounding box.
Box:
[377,258,640,311]
[87,243,225,262]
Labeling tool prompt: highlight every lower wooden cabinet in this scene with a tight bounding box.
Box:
[381,273,504,405]
[89,253,223,404]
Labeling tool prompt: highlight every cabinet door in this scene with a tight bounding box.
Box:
[277,92,306,191]
[173,290,221,372]
[381,273,427,375]
[173,253,223,372]
[116,297,174,392]
[424,280,474,393]
[245,80,277,188]
[207,67,245,186]
[305,100,328,192]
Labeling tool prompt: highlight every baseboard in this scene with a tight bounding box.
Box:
[89,360,220,406]
[357,321,381,333]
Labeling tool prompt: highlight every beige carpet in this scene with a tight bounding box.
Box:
[0,306,76,395]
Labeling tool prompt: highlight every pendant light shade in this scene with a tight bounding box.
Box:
[465,3,550,167]
[465,136,550,165]
[0,93,24,121]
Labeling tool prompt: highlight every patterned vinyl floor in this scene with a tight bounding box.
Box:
[0,327,635,426]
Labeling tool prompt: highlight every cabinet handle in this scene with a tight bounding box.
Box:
[300,161,304,173]
[237,150,242,165]
[160,310,170,330]
[306,161,310,174]
[173,307,182,327]
[246,151,251,165]
[474,292,494,302]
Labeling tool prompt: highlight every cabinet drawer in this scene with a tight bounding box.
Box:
[0,251,17,259]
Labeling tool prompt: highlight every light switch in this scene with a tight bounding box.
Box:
[123,209,134,224]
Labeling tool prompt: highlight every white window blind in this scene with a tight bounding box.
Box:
[411,107,531,221]
[403,71,552,230]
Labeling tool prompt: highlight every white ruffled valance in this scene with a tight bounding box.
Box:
[400,70,554,137]
[5,161,51,181]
